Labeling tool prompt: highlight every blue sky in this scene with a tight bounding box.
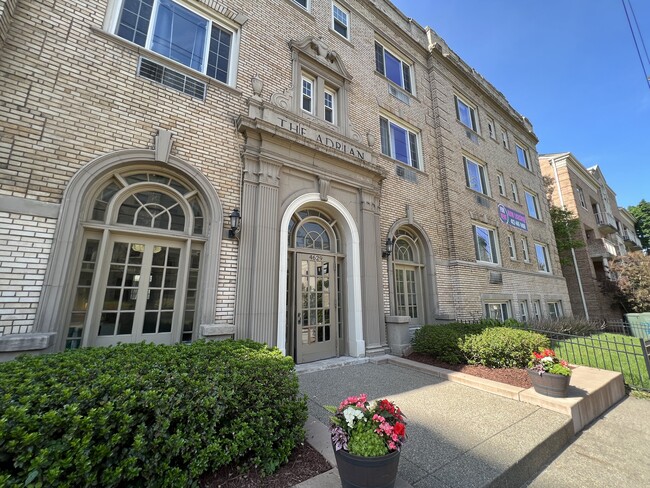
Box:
[391,0,650,208]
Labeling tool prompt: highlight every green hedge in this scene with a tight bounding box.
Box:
[459,327,550,368]
[0,340,307,487]
[412,320,498,364]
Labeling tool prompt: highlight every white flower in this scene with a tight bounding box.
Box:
[343,407,364,429]
[541,357,554,363]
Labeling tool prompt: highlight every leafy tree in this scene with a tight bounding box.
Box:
[550,206,585,265]
[542,175,585,266]
[609,252,650,313]
[628,200,650,250]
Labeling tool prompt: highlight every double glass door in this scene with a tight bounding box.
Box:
[93,237,183,346]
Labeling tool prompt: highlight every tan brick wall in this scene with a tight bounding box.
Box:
[0,211,55,335]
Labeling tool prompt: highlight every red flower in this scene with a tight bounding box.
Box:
[393,422,406,437]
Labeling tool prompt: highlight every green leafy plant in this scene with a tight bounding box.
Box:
[528,348,572,377]
[0,340,307,487]
[412,320,495,364]
[459,327,550,368]
[326,394,406,457]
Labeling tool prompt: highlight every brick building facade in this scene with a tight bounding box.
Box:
[540,153,641,322]
[0,0,571,362]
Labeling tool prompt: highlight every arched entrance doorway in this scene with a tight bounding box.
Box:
[286,209,344,363]
[277,193,364,363]
[67,171,207,348]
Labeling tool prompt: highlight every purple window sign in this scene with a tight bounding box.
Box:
[498,204,528,231]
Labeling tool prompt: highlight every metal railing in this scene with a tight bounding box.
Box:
[515,320,650,391]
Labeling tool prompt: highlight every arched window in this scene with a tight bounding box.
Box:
[65,170,207,349]
[392,228,424,321]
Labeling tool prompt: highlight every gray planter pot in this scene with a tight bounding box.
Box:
[528,369,570,398]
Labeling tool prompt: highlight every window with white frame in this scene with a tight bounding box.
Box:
[298,70,341,125]
[375,40,413,93]
[501,128,510,149]
[521,236,530,262]
[301,74,314,114]
[576,186,587,208]
[293,0,309,9]
[464,157,489,195]
[507,233,517,260]
[515,143,530,170]
[525,190,541,219]
[332,2,349,39]
[324,88,336,124]
[473,224,499,264]
[511,180,520,203]
[485,302,509,321]
[535,242,551,273]
[455,95,478,132]
[533,300,542,320]
[519,300,529,322]
[497,172,506,196]
[380,115,420,169]
[547,301,563,319]
[487,116,496,140]
[114,0,238,85]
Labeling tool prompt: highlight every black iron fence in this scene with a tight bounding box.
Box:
[515,320,650,391]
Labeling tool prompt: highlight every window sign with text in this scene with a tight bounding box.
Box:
[498,204,528,231]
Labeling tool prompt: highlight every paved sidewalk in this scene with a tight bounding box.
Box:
[297,361,573,488]
[526,396,650,487]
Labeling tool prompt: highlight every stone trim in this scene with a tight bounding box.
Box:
[0,195,60,219]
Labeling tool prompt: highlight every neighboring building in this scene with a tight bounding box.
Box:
[0,0,571,363]
[540,153,642,322]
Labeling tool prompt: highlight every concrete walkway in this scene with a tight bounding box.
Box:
[526,396,650,487]
[297,360,574,488]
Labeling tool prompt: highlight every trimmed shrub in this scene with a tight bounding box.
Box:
[459,327,551,368]
[0,340,307,487]
[412,320,497,364]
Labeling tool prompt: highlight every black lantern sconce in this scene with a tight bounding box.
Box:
[228,208,241,238]
[382,236,396,258]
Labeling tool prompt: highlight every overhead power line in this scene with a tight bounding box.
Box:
[621,0,650,90]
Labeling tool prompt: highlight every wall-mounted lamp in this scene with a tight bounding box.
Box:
[382,236,396,258]
[228,208,241,238]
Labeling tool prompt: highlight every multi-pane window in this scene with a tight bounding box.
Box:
[519,301,529,322]
[324,88,336,123]
[501,128,510,149]
[473,224,499,264]
[487,116,496,140]
[525,190,540,219]
[455,95,478,132]
[464,157,489,195]
[511,180,519,203]
[576,186,587,208]
[547,302,563,319]
[507,233,517,259]
[497,172,506,196]
[380,116,420,169]
[521,236,530,262]
[115,0,236,84]
[332,2,349,39]
[515,143,530,170]
[375,41,413,93]
[485,303,509,321]
[302,75,314,113]
[535,242,551,273]
[533,300,542,320]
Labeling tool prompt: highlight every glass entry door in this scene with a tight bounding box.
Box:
[93,237,183,346]
[295,253,337,363]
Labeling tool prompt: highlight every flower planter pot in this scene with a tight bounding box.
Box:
[528,369,570,398]
[333,445,400,488]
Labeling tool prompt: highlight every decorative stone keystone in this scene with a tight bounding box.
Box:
[385,315,412,356]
